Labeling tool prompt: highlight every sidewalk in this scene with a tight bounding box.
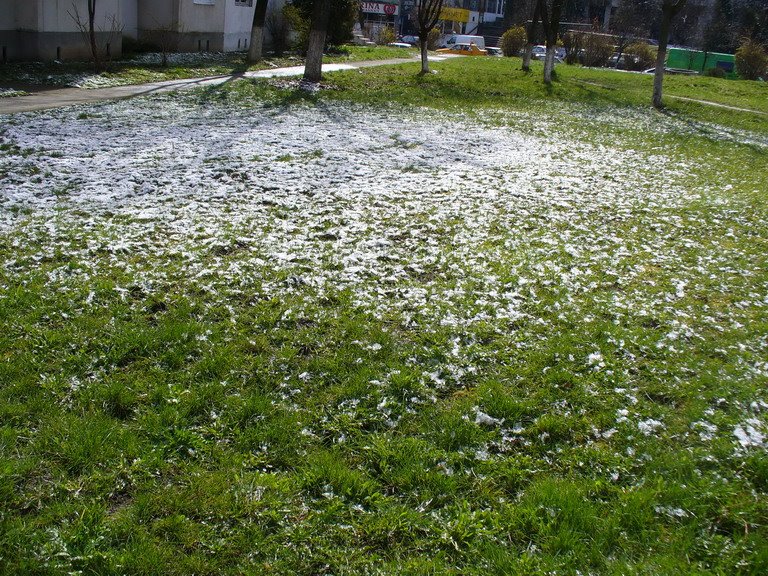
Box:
[0,56,453,114]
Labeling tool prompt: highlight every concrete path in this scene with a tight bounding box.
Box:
[0,56,454,114]
[666,95,768,116]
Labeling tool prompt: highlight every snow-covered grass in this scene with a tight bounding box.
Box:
[0,88,28,98]
[0,51,286,89]
[0,46,416,91]
[324,57,768,136]
[1,68,767,574]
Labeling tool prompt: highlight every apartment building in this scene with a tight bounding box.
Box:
[0,0,272,62]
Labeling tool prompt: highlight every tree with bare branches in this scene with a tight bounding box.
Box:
[415,0,444,75]
[653,0,688,108]
[70,1,122,71]
[145,18,183,68]
[70,0,101,70]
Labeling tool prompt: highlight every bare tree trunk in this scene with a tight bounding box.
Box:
[303,0,331,84]
[88,0,102,71]
[652,18,670,108]
[614,41,628,69]
[70,0,101,70]
[522,45,533,70]
[247,0,269,63]
[653,0,687,108]
[603,1,613,31]
[523,0,542,72]
[543,45,556,82]
[541,0,564,85]
[420,39,430,74]
[416,0,444,76]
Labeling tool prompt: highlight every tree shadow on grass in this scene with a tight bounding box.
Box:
[567,79,634,107]
[658,107,768,154]
[194,76,326,115]
[565,80,767,153]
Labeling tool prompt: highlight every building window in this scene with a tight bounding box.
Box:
[193,0,215,5]
[235,0,253,5]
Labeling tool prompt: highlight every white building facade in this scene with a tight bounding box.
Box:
[0,0,127,61]
[0,0,278,62]
[136,0,258,53]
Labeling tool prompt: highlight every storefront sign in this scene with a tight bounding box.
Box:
[361,2,400,16]
[440,7,470,22]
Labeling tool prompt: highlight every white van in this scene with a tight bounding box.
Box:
[440,35,486,50]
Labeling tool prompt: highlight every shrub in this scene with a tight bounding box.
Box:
[574,19,612,68]
[735,38,768,80]
[282,4,308,52]
[500,26,527,57]
[581,32,613,67]
[378,27,396,45]
[625,42,656,71]
[266,5,291,56]
[562,31,581,65]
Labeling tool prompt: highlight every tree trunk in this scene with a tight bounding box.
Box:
[420,39,430,74]
[543,45,556,83]
[523,0,542,72]
[247,0,269,63]
[88,0,101,71]
[522,44,533,71]
[614,46,624,69]
[653,0,687,108]
[541,0,563,85]
[303,0,331,84]
[415,0,444,76]
[652,7,672,108]
[603,2,613,31]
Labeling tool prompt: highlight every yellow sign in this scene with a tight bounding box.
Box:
[440,7,470,23]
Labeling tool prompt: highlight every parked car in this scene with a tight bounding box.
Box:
[439,34,486,50]
[436,43,488,56]
[531,45,547,59]
[400,35,419,45]
[530,45,563,63]
[608,53,635,68]
[486,46,502,57]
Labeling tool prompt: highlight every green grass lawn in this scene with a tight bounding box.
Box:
[319,57,768,134]
[325,45,419,63]
[1,57,767,575]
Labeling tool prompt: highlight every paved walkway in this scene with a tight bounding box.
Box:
[666,95,768,116]
[574,79,768,117]
[0,56,453,114]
